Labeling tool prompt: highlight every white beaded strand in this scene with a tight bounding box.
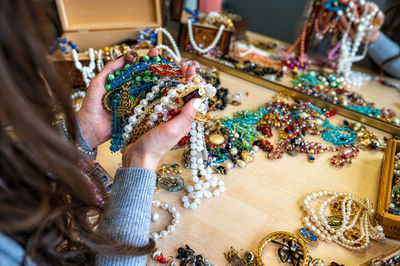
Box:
[187,19,225,54]
[150,200,180,241]
[155,27,182,63]
[301,190,385,250]
[337,1,378,86]
[72,48,96,88]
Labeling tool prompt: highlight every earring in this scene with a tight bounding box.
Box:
[152,250,175,265]
[156,164,185,192]
[225,247,256,266]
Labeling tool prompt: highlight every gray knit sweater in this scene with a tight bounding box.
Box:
[0,119,155,266]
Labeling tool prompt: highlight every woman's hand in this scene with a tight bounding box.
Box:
[316,0,384,44]
[77,48,190,149]
[121,65,197,171]
[335,1,384,44]
[121,96,200,171]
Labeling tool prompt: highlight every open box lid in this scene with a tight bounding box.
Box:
[56,0,162,32]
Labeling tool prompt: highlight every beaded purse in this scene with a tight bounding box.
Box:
[103,54,216,153]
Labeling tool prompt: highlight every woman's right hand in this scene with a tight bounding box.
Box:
[121,68,198,171]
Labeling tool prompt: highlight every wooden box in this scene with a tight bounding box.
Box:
[52,0,162,86]
[376,139,400,240]
[56,0,162,50]
[179,11,233,55]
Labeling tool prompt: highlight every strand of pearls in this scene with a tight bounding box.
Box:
[72,48,96,87]
[122,78,173,142]
[337,1,378,86]
[150,200,180,241]
[301,190,385,251]
[95,49,104,72]
[187,19,225,54]
[155,27,181,63]
[181,120,226,210]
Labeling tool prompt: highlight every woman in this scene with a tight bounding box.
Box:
[299,0,400,78]
[0,0,198,265]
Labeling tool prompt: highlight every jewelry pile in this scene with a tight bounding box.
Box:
[103,53,215,152]
[301,190,385,250]
[156,164,185,192]
[292,71,400,126]
[390,153,400,216]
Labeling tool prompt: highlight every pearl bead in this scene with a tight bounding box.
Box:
[134,107,143,115]
[183,202,190,208]
[128,116,137,124]
[154,105,163,113]
[176,84,185,92]
[150,113,158,121]
[122,133,130,140]
[124,124,133,133]
[160,96,169,105]
[160,230,168,237]
[152,86,159,93]
[139,99,148,106]
[151,232,159,240]
[182,196,189,202]
[151,212,160,222]
[168,225,176,232]
[168,89,177,97]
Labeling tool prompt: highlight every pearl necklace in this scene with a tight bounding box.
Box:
[301,190,385,251]
[337,1,378,86]
[155,27,182,63]
[187,19,225,54]
[150,200,180,241]
[122,77,174,142]
[181,121,226,210]
[72,48,96,87]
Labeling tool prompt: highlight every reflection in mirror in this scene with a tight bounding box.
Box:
[179,0,400,133]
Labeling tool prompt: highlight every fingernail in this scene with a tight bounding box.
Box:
[192,98,202,110]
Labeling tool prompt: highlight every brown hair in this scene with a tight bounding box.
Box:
[0,0,153,265]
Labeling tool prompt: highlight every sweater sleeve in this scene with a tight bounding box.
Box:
[96,168,156,266]
[368,32,400,78]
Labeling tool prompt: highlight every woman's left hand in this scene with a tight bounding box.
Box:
[77,48,160,149]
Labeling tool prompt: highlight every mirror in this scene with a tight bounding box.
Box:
[178,0,400,135]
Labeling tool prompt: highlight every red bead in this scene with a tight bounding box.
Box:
[160,258,166,264]
[325,111,337,118]
[178,138,186,146]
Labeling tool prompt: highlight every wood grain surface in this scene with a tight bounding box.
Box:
[97,71,400,265]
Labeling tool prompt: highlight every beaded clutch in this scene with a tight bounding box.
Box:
[103,54,216,152]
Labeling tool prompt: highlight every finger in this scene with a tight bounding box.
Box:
[186,66,196,77]
[181,65,188,76]
[93,57,125,84]
[358,0,366,14]
[147,48,159,57]
[374,11,384,29]
[161,98,201,141]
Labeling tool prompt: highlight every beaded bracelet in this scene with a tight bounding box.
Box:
[256,231,310,266]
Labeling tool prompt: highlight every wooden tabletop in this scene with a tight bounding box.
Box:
[97,71,400,265]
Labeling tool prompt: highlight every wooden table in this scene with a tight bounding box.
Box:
[97,71,400,265]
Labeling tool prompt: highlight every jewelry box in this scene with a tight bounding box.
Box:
[51,0,162,86]
[376,139,400,240]
[178,11,234,55]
